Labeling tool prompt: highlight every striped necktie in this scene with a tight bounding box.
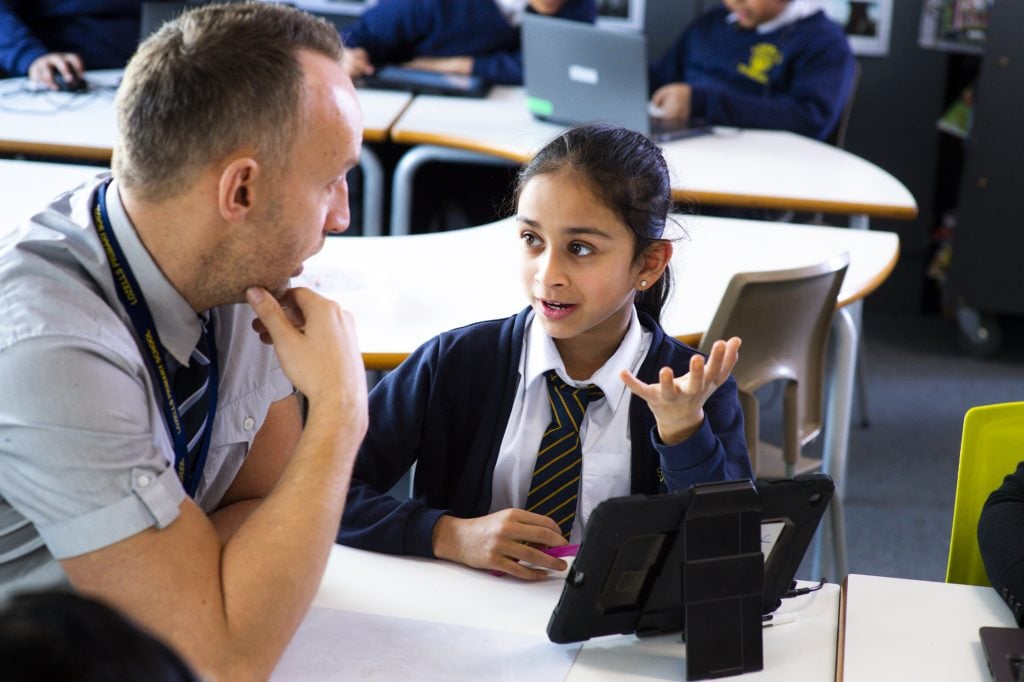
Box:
[172,316,213,492]
[525,370,605,538]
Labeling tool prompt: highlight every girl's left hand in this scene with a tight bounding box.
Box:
[620,337,742,445]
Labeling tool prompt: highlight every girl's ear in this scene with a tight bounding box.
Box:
[636,240,673,289]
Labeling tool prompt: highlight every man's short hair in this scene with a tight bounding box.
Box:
[113,2,343,201]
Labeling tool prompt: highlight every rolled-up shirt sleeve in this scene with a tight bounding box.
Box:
[0,337,185,559]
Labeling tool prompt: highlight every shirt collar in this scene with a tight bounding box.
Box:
[105,180,204,366]
[523,307,644,412]
[493,0,529,25]
[726,1,821,34]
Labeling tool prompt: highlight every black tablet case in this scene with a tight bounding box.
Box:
[547,474,834,643]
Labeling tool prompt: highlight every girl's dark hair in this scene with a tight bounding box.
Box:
[514,123,674,321]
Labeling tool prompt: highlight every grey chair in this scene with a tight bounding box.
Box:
[699,254,849,479]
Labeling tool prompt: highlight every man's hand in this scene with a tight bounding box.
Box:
[621,337,741,445]
[28,53,84,90]
[247,286,366,425]
[651,82,693,123]
[432,510,568,580]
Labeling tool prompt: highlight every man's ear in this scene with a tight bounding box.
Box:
[218,157,260,223]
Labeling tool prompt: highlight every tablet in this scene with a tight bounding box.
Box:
[358,66,492,98]
[546,474,834,644]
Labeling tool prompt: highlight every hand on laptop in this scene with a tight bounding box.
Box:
[651,83,693,122]
[402,55,473,76]
[343,47,375,78]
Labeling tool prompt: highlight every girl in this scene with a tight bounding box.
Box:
[339,123,751,579]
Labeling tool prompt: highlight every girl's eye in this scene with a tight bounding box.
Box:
[521,232,541,247]
[569,242,594,256]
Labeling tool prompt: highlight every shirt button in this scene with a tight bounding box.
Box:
[137,474,151,487]
[243,417,255,430]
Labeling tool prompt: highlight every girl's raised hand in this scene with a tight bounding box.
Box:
[620,337,742,445]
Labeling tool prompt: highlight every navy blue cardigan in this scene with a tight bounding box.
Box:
[649,7,854,140]
[338,308,751,557]
[0,0,140,77]
[341,0,596,85]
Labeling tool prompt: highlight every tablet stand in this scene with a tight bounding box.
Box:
[681,481,764,680]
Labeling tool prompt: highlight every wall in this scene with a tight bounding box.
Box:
[841,0,948,306]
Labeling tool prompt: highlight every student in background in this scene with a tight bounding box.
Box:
[649,0,855,141]
[0,0,141,89]
[0,591,199,682]
[338,123,751,580]
[342,0,597,85]
[978,463,1024,626]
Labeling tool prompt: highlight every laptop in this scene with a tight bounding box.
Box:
[981,626,1024,682]
[357,65,491,98]
[521,14,710,142]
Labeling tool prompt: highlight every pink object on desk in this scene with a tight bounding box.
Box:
[490,544,580,577]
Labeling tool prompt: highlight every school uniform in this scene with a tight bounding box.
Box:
[337,306,751,557]
[979,462,1024,625]
[342,0,596,85]
[649,3,854,140]
[0,0,140,77]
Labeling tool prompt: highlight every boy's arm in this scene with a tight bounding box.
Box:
[0,1,47,76]
[342,0,435,66]
[60,288,368,682]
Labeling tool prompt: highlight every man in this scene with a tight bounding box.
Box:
[0,0,141,88]
[649,0,854,140]
[0,4,367,680]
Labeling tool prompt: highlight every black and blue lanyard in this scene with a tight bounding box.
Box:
[93,180,218,497]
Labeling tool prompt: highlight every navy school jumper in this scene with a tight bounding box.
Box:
[341,0,596,85]
[649,7,854,140]
[0,0,140,77]
[338,307,752,557]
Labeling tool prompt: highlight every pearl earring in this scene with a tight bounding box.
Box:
[639,280,648,289]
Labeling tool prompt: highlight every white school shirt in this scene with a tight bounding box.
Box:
[728,0,823,34]
[493,0,529,26]
[489,309,651,543]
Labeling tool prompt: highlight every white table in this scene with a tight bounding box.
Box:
[839,574,1017,681]
[2,158,105,228]
[387,86,918,235]
[0,71,411,236]
[270,544,841,681]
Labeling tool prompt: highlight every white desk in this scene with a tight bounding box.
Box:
[2,158,104,228]
[839,574,1017,682]
[271,544,841,681]
[0,72,411,236]
[387,87,918,235]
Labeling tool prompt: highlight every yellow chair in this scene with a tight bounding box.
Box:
[946,402,1024,586]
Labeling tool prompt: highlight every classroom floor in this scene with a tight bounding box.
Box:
[797,250,1024,582]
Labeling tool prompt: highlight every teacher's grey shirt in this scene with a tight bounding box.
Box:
[0,175,292,599]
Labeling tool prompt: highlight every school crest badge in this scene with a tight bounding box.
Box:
[737,43,783,84]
